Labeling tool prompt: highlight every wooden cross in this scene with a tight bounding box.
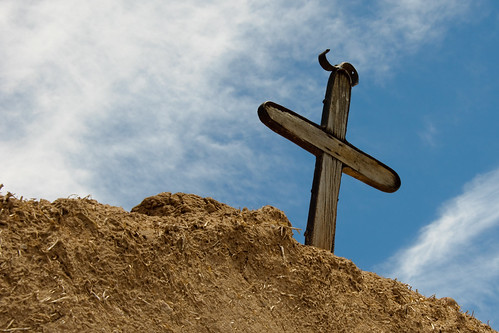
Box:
[258,49,400,253]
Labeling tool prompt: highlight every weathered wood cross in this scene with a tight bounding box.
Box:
[258,49,400,253]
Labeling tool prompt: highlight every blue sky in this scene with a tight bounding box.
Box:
[1,0,498,327]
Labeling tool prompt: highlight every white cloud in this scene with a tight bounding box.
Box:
[0,0,473,207]
[419,120,438,147]
[383,167,499,325]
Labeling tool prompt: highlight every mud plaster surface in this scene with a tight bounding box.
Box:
[0,191,495,332]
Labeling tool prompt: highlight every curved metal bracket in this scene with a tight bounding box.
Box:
[318,49,359,87]
[337,62,359,87]
[318,49,336,71]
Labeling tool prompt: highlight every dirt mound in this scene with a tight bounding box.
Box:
[0,191,495,332]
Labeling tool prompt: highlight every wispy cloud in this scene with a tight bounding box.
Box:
[382,167,499,325]
[0,0,472,207]
[419,120,438,147]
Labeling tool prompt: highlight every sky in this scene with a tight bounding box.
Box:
[1,0,499,328]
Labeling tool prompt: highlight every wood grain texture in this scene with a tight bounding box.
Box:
[258,67,401,253]
[257,102,400,193]
[306,71,350,251]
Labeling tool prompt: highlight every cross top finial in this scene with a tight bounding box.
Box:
[318,49,359,86]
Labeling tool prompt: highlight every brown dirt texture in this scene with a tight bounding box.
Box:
[0,190,496,332]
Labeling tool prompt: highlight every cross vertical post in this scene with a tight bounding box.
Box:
[305,69,352,252]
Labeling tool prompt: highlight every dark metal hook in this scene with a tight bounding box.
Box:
[318,49,359,86]
[318,49,336,71]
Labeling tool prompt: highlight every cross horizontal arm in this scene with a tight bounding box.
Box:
[258,101,401,193]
